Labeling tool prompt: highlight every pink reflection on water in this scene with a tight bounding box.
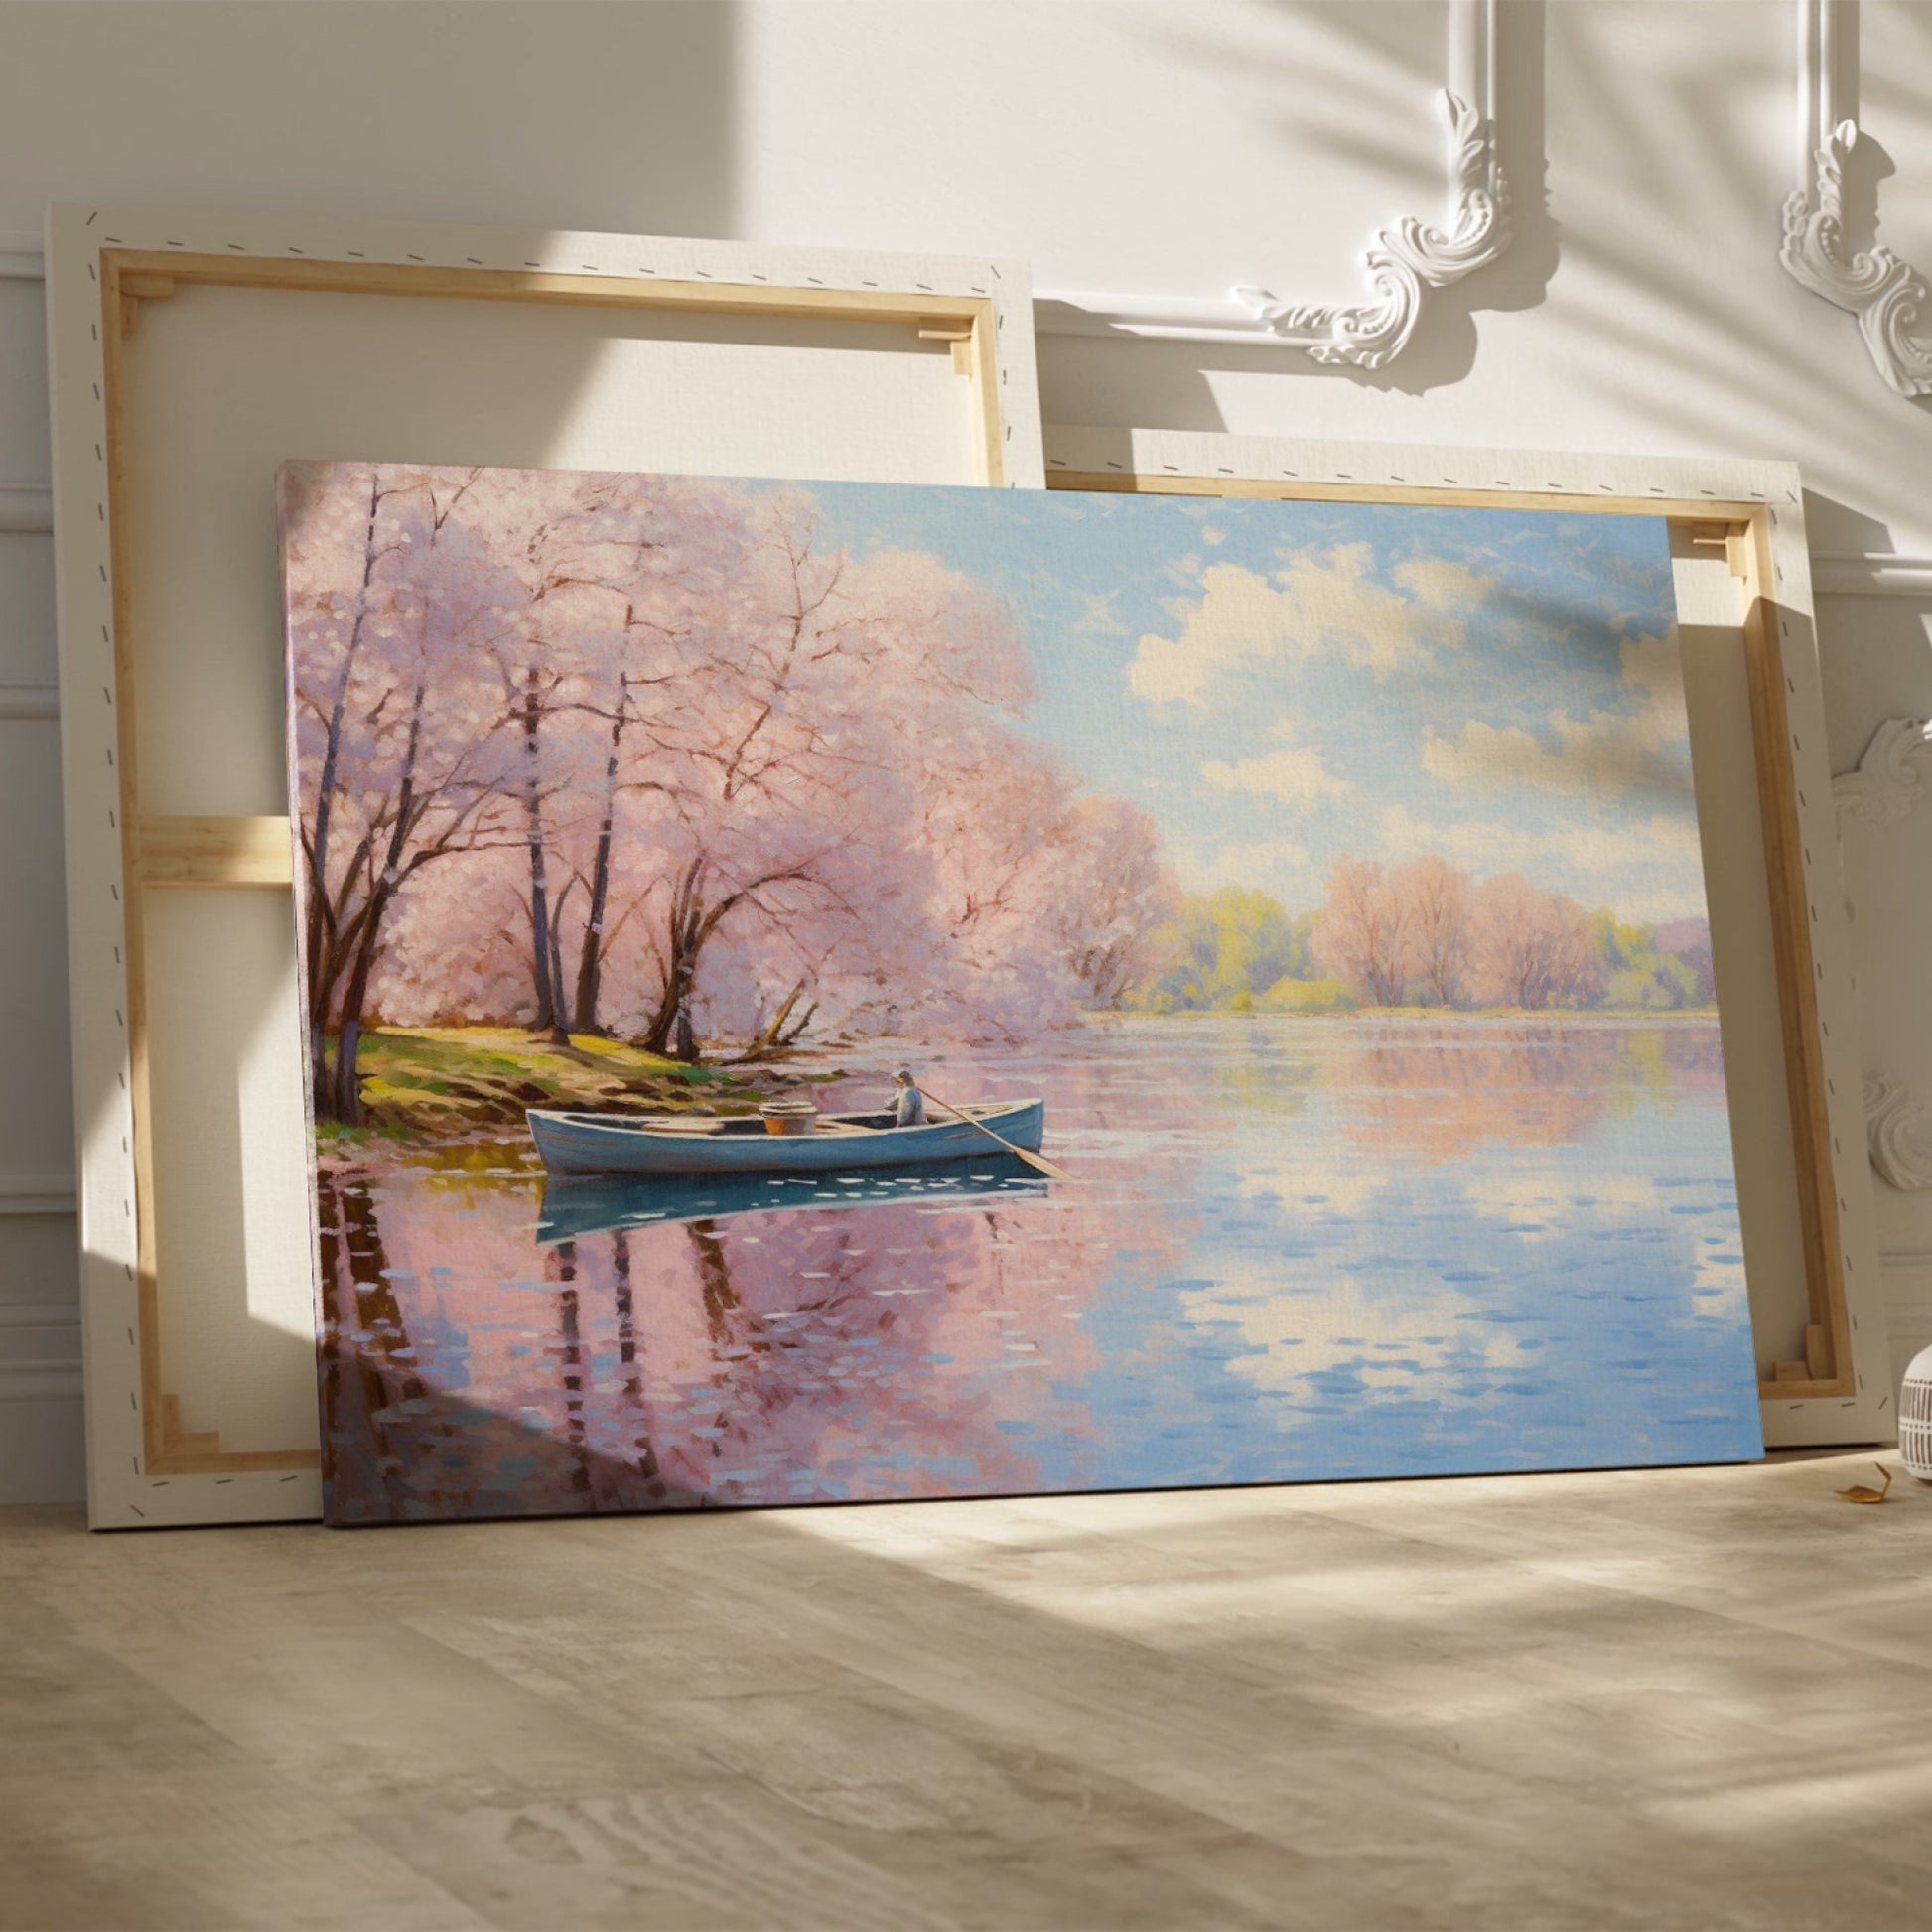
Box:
[1334,1019,1728,1162]
[318,1111,1196,1521]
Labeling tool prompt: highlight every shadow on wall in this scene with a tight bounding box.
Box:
[44,1,740,1502]
[0,2,739,240]
[1517,0,1931,462]
[1035,0,1554,417]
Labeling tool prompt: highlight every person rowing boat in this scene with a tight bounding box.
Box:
[889,1066,1068,1182]
[891,1065,927,1127]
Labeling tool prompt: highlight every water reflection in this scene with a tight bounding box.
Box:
[316,1017,1762,1523]
[537,1154,1048,1244]
[1337,1018,1728,1160]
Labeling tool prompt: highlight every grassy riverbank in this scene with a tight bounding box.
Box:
[327,1026,801,1136]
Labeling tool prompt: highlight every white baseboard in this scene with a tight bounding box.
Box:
[0,1396,85,1506]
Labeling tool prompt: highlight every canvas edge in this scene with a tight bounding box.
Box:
[276,462,335,1527]
[47,199,1046,1529]
[1041,424,1891,1452]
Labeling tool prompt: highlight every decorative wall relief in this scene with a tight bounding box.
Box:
[1781,0,1932,399]
[1833,716,1932,826]
[1035,0,1510,365]
[1836,719,1932,1191]
[1863,1075,1932,1192]
[1232,91,1510,370]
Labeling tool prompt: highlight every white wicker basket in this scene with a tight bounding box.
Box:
[1902,1344,1932,1480]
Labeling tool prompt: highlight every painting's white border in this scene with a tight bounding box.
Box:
[1042,423,1894,1450]
[1782,0,1932,399]
[46,202,1043,1528]
[1035,0,1508,364]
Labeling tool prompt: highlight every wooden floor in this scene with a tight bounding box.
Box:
[4,1452,1931,1931]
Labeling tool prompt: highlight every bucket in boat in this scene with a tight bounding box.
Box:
[759,1097,819,1137]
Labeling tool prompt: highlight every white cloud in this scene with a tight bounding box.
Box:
[1393,554,1494,611]
[1072,588,1127,637]
[1201,744,1353,803]
[1556,812,1704,880]
[1378,802,1538,873]
[1421,721,1573,793]
[1376,803,1712,921]
[1129,565,1273,705]
[1183,835,1314,898]
[1275,543,1464,677]
[1420,631,1691,803]
[1128,547,1466,708]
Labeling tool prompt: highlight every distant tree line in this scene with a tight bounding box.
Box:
[1132,860,1715,1016]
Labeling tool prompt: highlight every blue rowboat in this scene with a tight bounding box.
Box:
[525,1097,1046,1177]
[536,1152,1047,1244]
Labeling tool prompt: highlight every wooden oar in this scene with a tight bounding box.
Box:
[921,1091,1068,1181]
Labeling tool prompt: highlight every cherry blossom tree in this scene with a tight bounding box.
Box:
[283,463,526,1121]
[460,468,773,1040]
[1311,857,1411,1007]
[1392,854,1473,1008]
[1047,797,1178,1010]
[1470,873,1604,1010]
[290,465,1180,1083]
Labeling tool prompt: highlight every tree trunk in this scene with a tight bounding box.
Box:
[548,895,570,1040]
[640,857,808,1063]
[316,1166,424,1516]
[307,469,387,1116]
[573,679,627,1035]
[521,666,567,1043]
[328,897,390,1126]
[317,679,427,1125]
[685,1219,740,1344]
[732,981,816,1061]
[640,858,706,1059]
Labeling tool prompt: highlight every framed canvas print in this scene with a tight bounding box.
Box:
[44,202,1043,1526]
[1043,426,1892,1451]
[282,457,1772,1525]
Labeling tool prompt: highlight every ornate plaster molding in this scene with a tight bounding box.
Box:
[1833,717,1932,825]
[1035,0,1509,365]
[1781,0,1932,399]
[1864,1074,1932,1191]
[1839,718,1932,1194]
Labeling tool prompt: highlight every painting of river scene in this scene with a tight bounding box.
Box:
[280,461,1763,1525]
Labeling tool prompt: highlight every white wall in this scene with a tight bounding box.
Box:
[2,0,1928,1502]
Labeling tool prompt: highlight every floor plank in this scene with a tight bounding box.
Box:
[2,1454,1930,1929]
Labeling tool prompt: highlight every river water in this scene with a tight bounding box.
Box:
[317,1014,1763,1523]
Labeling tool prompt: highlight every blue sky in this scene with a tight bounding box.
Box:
[750,478,1707,924]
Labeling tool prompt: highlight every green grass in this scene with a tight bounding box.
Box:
[342,1025,764,1131]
